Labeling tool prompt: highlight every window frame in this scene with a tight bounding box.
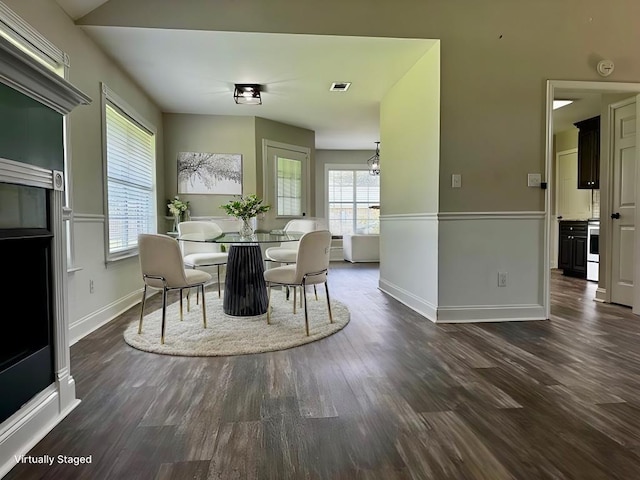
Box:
[325,163,380,236]
[101,82,157,262]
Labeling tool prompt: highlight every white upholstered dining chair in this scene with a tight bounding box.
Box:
[263,230,333,336]
[264,218,322,265]
[138,233,211,344]
[177,220,228,298]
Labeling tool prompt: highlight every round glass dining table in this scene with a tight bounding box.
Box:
[177,231,303,316]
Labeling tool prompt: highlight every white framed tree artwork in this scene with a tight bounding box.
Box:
[177,152,242,195]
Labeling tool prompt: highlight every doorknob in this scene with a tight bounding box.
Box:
[557,216,563,220]
[611,212,621,219]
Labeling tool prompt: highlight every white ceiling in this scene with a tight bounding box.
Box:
[56,0,108,20]
[76,24,435,150]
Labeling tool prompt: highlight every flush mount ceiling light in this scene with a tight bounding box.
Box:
[367,142,380,175]
[234,84,262,105]
[553,100,573,110]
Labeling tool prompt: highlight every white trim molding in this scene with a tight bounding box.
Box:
[438,211,545,221]
[0,156,53,189]
[379,278,438,322]
[69,289,143,345]
[0,2,68,68]
[0,36,89,115]
[436,304,546,323]
[0,385,79,478]
[380,212,438,221]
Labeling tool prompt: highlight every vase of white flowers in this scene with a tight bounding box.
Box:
[167,195,190,232]
[220,194,270,237]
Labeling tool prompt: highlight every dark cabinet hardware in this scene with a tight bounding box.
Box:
[611,212,621,219]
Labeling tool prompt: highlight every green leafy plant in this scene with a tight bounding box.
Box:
[220,194,270,220]
[167,195,190,217]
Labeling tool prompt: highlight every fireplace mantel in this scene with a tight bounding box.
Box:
[0,33,91,479]
[0,36,90,115]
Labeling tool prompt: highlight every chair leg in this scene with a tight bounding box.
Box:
[293,287,297,314]
[187,288,191,312]
[314,285,318,301]
[179,288,184,321]
[285,285,290,301]
[217,265,221,298]
[161,288,168,344]
[138,284,148,334]
[303,283,310,336]
[201,284,207,328]
[266,282,272,324]
[325,281,333,323]
[300,287,303,308]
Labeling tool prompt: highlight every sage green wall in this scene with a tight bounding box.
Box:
[380,42,440,215]
[555,129,578,154]
[254,116,315,216]
[163,114,256,218]
[77,0,640,214]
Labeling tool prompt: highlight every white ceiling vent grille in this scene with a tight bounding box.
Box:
[330,82,351,92]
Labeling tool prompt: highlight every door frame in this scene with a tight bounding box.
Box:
[261,139,311,219]
[544,80,640,319]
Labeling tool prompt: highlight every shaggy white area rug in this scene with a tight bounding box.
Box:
[124,289,349,356]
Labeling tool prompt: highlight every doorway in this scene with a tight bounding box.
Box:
[545,81,640,318]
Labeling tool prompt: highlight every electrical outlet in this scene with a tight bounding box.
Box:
[89,279,94,294]
[498,272,507,287]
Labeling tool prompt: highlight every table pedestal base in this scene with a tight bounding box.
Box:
[223,244,268,316]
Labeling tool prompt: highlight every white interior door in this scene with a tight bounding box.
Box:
[554,149,590,268]
[262,140,310,223]
[610,99,637,307]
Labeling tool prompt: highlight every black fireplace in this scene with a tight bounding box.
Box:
[0,184,54,424]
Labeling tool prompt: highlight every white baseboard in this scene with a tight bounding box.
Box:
[69,289,142,345]
[436,304,547,323]
[378,278,437,322]
[0,387,80,478]
[595,287,607,303]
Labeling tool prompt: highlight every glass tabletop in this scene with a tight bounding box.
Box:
[177,230,304,244]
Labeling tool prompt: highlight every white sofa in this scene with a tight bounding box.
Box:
[343,234,380,263]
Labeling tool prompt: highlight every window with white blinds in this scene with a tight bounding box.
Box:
[327,169,380,235]
[277,156,302,216]
[104,100,156,260]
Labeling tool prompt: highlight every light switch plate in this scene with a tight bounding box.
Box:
[452,174,462,188]
[527,173,541,187]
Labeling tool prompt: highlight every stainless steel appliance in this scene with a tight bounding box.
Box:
[587,220,599,282]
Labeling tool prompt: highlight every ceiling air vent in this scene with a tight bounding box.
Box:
[330,82,351,92]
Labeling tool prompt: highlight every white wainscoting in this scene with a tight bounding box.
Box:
[379,213,439,321]
[437,212,546,323]
[378,211,546,324]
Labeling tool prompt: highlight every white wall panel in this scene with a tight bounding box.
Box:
[379,214,438,321]
[437,212,546,322]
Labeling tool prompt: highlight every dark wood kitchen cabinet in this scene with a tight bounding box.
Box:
[558,220,587,278]
[574,116,600,189]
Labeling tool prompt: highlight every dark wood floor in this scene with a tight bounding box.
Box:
[6,265,640,479]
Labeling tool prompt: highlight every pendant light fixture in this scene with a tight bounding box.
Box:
[367,142,380,175]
